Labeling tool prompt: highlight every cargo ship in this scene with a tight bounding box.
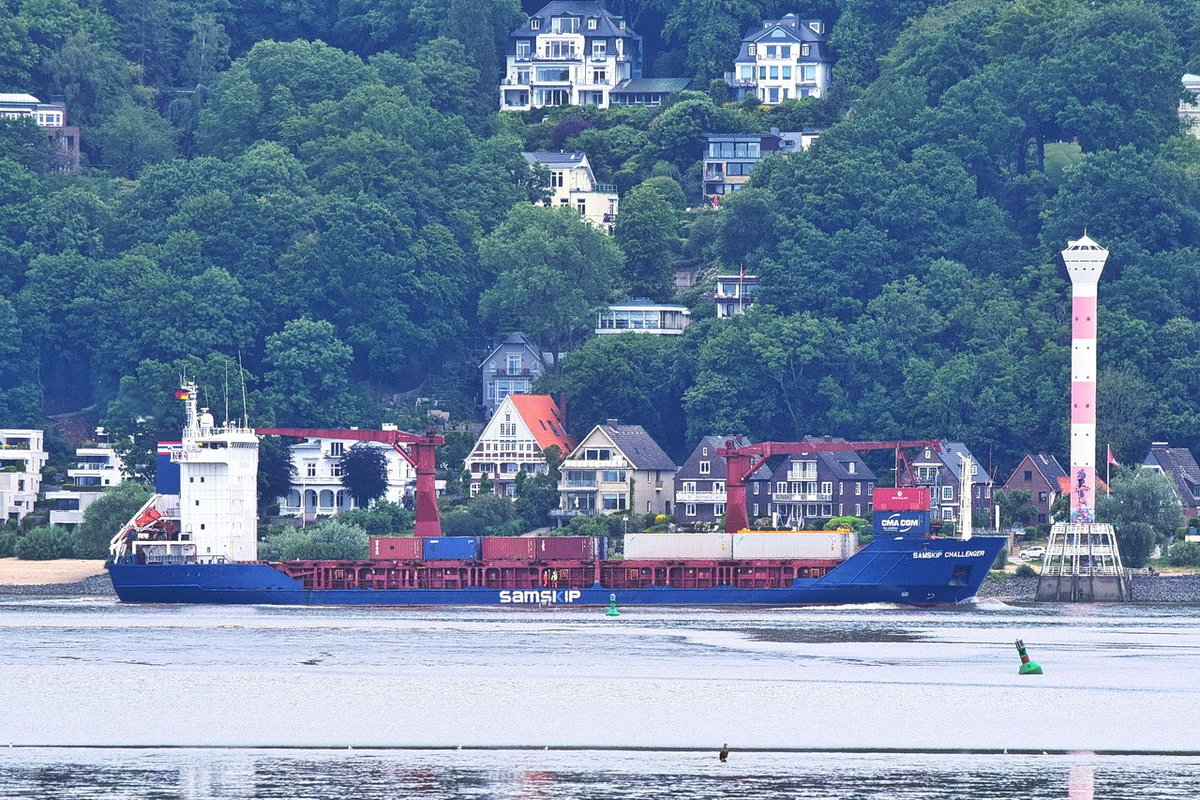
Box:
[106,386,1006,607]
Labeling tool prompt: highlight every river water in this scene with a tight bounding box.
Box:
[0,595,1197,798]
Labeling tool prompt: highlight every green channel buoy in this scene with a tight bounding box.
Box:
[606,593,620,617]
[1015,638,1043,675]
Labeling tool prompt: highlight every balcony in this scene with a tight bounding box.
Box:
[724,72,755,87]
[533,53,581,62]
[558,481,597,492]
[593,182,616,194]
[560,458,628,471]
[773,492,833,503]
[490,367,535,376]
[675,490,726,503]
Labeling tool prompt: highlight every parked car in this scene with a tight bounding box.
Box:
[1019,546,1046,560]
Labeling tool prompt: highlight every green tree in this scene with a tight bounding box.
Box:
[259,519,369,560]
[257,436,296,513]
[478,204,623,373]
[1097,467,1185,569]
[340,443,389,508]
[15,525,75,560]
[337,500,414,536]
[73,481,153,559]
[259,317,356,426]
[514,471,560,530]
[91,103,179,178]
[614,180,679,301]
[995,489,1036,529]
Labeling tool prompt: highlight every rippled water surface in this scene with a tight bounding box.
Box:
[0,596,1197,797]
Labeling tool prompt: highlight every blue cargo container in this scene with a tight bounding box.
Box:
[422,536,481,560]
[873,510,931,536]
[155,442,182,495]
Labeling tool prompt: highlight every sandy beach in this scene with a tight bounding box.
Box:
[0,558,107,586]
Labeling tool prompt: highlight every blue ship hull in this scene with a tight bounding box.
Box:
[107,536,1007,607]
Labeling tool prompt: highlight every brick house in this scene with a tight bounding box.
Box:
[1001,453,1067,526]
[1143,443,1200,517]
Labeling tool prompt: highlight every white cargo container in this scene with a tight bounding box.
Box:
[623,533,734,560]
[731,531,856,560]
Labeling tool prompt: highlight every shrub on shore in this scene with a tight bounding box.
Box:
[15,526,75,560]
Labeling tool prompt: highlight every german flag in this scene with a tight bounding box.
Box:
[175,390,190,400]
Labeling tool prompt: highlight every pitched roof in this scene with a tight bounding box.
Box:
[478,332,546,369]
[1144,444,1200,505]
[1031,453,1066,483]
[510,2,639,39]
[677,435,749,479]
[939,442,991,484]
[509,394,575,453]
[522,151,587,167]
[600,423,676,471]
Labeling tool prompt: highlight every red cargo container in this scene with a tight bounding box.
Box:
[873,487,931,512]
[369,536,423,560]
[536,536,599,560]
[481,537,539,561]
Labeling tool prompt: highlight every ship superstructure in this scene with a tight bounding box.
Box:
[111,382,259,564]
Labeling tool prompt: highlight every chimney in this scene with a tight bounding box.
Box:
[606,418,619,427]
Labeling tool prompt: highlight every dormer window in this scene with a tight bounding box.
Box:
[748,44,756,56]
[801,44,810,56]
[808,21,823,34]
[530,17,540,30]
[588,17,597,30]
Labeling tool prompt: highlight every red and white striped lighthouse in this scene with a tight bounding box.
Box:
[1062,234,1108,524]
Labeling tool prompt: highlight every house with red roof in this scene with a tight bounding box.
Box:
[1001,453,1066,526]
[465,394,575,497]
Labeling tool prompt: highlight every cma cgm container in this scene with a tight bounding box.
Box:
[872,510,931,537]
[874,487,931,512]
[537,536,604,560]
[623,533,733,560]
[481,537,539,561]
[731,531,856,560]
[369,536,423,560]
[422,536,481,560]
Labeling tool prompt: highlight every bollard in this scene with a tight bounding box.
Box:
[606,593,620,617]
[1015,638,1043,675]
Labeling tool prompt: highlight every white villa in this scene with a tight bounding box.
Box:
[523,151,618,231]
[277,430,416,521]
[0,429,47,522]
[725,14,833,104]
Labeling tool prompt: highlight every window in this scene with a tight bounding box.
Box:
[680,481,696,492]
[769,66,779,79]
[800,64,816,82]
[777,482,786,493]
[782,66,792,80]
[601,470,627,483]
[685,503,697,516]
[821,482,832,495]
[306,462,317,478]
[759,66,767,79]
[530,17,539,30]
[576,198,586,214]
[329,442,345,457]
[715,503,726,515]
[752,503,760,516]
[748,44,756,56]
[592,68,606,84]
[592,41,606,58]
[713,481,724,493]
[587,17,596,29]
[765,45,776,58]
[551,15,579,33]
[942,486,954,501]
[855,483,862,495]
[702,446,708,456]
[942,507,954,520]
[768,87,779,102]
[740,65,752,80]
[536,67,570,82]
[516,41,531,60]
[855,503,861,516]
[507,354,522,372]
[699,460,711,474]
[1039,492,1048,502]
[1024,470,1033,481]
[801,44,810,57]
[781,45,790,58]
[602,493,626,511]
[331,463,344,477]
[754,482,760,494]
[847,462,856,474]
[499,422,517,436]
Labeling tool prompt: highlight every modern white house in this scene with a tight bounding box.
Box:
[713,272,759,317]
[0,429,47,522]
[523,151,618,231]
[1181,74,1200,137]
[725,14,833,104]
[500,1,642,110]
[0,93,80,168]
[46,438,127,527]
[277,430,416,522]
[596,300,691,335]
[466,394,576,498]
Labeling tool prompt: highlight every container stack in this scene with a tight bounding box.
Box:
[872,488,932,536]
[368,535,606,561]
[623,531,855,560]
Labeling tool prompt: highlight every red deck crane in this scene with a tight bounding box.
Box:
[255,427,445,537]
[715,439,942,533]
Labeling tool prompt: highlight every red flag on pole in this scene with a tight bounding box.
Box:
[1107,445,1118,467]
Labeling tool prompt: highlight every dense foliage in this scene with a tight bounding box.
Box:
[4,0,1200,507]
